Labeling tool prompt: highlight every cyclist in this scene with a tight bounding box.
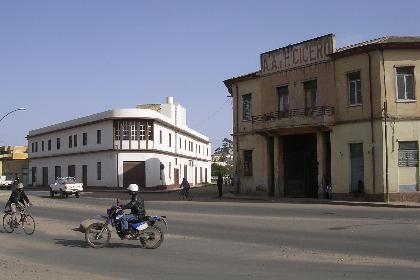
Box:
[179,178,191,199]
[120,184,146,238]
[5,183,32,226]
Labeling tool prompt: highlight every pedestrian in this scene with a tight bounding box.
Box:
[217,174,223,198]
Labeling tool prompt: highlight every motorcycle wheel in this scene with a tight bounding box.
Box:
[140,225,164,249]
[85,223,111,248]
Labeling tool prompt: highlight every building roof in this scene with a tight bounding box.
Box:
[331,36,420,58]
[223,71,261,94]
[28,108,209,142]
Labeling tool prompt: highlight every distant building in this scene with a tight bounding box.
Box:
[211,153,233,167]
[27,97,211,189]
[225,34,420,202]
[0,146,29,185]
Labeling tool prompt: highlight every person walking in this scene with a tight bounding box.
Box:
[217,174,223,198]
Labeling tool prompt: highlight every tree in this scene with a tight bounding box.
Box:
[212,138,233,176]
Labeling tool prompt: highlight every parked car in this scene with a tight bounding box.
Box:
[0,176,13,189]
[49,177,83,198]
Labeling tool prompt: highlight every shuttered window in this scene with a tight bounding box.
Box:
[398,141,419,167]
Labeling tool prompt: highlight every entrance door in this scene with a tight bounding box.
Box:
[284,134,318,198]
[42,167,48,187]
[195,167,197,185]
[68,165,75,177]
[174,168,179,187]
[123,161,145,188]
[82,165,87,187]
[350,143,364,193]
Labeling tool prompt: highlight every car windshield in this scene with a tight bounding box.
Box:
[64,177,76,183]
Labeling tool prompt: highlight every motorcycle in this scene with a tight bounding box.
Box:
[85,200,167,249]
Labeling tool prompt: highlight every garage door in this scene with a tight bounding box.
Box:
[123,161,146,188]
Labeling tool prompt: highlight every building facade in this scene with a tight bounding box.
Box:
[224,34,420,202]
[0,146,29,185]
[28,97,211,189]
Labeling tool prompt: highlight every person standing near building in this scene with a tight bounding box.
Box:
[217,174,223,198]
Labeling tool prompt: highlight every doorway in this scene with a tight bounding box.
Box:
[283,134,318,198]
[82,165,87,187]
[42,167,48,187]
[123,161,145,188]
[350,143,364,193]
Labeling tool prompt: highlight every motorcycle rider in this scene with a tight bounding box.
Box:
[120,184,145,237]
[5,183,32,225]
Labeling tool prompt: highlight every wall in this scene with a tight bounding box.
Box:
[29,151,117,187]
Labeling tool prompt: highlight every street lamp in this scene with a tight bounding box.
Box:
[0,108,27,123]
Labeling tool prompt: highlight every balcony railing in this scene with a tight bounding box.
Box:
[250,106,335,131]
[252,106,335,123]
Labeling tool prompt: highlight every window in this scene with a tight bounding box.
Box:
[243,150,253,176]
[83,132,87,145]
[42,141,44,152]
[185,140,187,150]
[159,130,162,144]
[242,94,252,121]
[348,72,362,105]
[35,142,38,152]
[31,143,34,153]
[199,145,201,154]
[122,121,129,140]
[97,162,102,180]
[277,86,289,112]
[73,134,77,147]
[139,123,146,140]
[68,165,75,177]
[97,130,101,144]
[55,166,61,179]
[398,141,418,167]
[69,135,73,148]
[207,148,209,156]
[169,133,172,147]
[48,139,51,151]
[147,123,153,140]
[396,67,415,101]
[115,122,121,141]
[130,121,137,141]
[57,138,61,150]
[304,80,318,108]
[169,162,172,178]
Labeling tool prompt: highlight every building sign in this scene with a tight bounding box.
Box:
[261,34,335,75]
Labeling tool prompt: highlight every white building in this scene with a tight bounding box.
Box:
[28,97,212,189]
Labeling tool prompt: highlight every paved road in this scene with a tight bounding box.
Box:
[1,187,420,279]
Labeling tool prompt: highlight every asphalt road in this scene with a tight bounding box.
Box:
[1,187,420,280]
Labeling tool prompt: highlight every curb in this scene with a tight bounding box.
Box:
[222,193,420,209]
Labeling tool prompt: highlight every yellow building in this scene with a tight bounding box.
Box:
[0,146,29,185]
[224,35,420,202]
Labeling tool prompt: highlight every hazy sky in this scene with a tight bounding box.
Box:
[1,0,419,149]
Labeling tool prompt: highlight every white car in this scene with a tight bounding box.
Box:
[0,176,13,189]
[49,177,83,198]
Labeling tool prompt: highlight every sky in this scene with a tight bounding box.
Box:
[1,0,419,149]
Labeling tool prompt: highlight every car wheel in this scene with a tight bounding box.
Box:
[75,192,80,198]
[60,189,65,198]
[50,188,54,198]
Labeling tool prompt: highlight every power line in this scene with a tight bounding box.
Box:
[191,98,231,129]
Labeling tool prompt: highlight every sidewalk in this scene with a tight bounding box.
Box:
[222,192,420,209]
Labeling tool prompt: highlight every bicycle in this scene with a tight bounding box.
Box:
[3,205,36,235]
[178,188,192,201]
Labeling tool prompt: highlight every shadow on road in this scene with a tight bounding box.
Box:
[54,238,143,249]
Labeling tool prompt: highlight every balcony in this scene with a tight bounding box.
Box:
[251,106,335,131]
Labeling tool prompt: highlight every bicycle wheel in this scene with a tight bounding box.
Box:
[3,213,14,233]
[22,214,36,235]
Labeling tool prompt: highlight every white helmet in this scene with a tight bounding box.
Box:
[127,184,139,192]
